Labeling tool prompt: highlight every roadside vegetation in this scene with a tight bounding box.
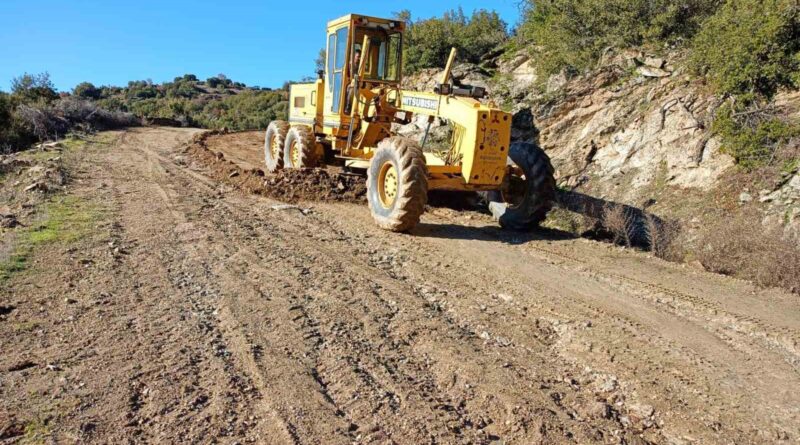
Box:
[92,74,288,130]
[395,8,508,73]
[0,73,137,154]
[0,73,289,154]
[0,195,104,286]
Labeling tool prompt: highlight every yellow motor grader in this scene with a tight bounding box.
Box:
[265,13,555,232]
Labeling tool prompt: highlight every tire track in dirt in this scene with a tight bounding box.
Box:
[142,130,659,443]
[521,242,800,352]
[182,127,800,443]
[307,202,800,443]
[129,129,309,444]
[6,128,796,444]
[199,208,658,443]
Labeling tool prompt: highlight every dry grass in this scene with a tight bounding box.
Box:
[15,98,139,142]
[602,203,635,247]
[552,189,797,294]
[644,213,684,261]
[698,211,800,293]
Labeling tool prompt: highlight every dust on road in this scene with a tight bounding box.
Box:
[1,127,798,444]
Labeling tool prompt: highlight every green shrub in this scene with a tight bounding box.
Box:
[101,80,287,131]
[690,0,800,100]
[73,82,101,100]
[519,0,720,76]
[10,72,58,104]
[197,90,288,130]
[0,92,36,152]
[0,92,12,130]
[712,103,800,169]
[206,77,222,88]
[126,80,159,99]
[399,8,508,73]
[163,79,200,99]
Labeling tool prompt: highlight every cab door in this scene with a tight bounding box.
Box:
[324,25,350,125]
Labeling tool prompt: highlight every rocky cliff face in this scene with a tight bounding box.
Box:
[496,52,734,200]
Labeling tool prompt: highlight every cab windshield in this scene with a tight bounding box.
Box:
[353,29,402,82]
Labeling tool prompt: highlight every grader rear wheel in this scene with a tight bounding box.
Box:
[264,120,289,172]
[283,125,318,169]
[488,142,555,230]
[367,137,428,232]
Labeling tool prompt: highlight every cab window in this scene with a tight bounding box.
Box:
[356,30,401,82]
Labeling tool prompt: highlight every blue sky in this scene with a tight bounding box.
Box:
[1,0,523,92]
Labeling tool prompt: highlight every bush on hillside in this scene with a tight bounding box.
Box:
[519,0,720,76]
[206,77,222,88]
[0,92,37,153]
[73,82,101,100]
[698,210,800,293]
[15,98,139,141]
[10,72,59,104]
[197,89,288,130]
[207,75,233,90]
[163,79,201,99]
[399,8,508,73]
[689,0,800,168]
[126,80,159,99]
[690,0,800,101]
[711,103,800,169]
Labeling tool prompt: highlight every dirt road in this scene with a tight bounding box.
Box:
[1,127,798,444]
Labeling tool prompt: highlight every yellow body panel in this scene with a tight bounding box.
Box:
[288,81,324,130]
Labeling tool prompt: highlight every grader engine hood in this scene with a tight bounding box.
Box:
[397,90,511,186]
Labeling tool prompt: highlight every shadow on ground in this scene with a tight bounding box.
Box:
[414,221,574,245]
[421,189,669,248]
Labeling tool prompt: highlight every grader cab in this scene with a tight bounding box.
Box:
[265,14,555,232]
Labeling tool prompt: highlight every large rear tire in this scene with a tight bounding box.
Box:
[367,137,428,232]
[488,142,555,230]
[283,125,318,169]
[264,120,289,172]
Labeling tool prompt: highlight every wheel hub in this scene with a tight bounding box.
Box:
[269,135,281,161]
[290,140,301,167]
[378,163,399,208]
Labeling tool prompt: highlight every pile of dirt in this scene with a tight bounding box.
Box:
[185,130,366,204]
[266,169,366,203]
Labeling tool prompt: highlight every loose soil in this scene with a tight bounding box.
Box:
[190,130,367,204]
[1,127,798,445]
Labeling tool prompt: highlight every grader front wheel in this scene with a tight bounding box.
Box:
[283,125,318,169]
[367,137,428,232]
[264,120,289,172]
